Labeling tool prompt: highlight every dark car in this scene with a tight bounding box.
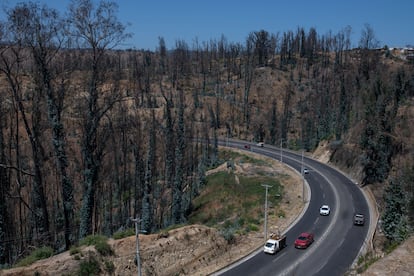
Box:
[294,232,314,249]
[244,144,251,149]
[354,213,365,225]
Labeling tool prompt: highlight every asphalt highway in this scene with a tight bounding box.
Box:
[213,139,370,276]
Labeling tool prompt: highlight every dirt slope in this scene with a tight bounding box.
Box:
[0,149,305,276]
[2,146,412,276]
[358,236,414,276]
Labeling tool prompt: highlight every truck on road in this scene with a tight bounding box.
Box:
[263,233,287,254]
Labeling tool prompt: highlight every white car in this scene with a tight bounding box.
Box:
[303,168,309,174]
[319,205,330,216]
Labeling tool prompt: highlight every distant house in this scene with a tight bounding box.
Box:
[405,48,414,62]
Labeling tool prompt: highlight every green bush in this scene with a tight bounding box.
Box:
[356,252,380,273]
[247,223,259,232]
[80,234,108,246]
[220,227,236,244]
[15,246,54,267]
[69,246,81,255]
[113,228,135,240]
[95,241,113,256]
[384,239,400,254]
[33,247,53,259]
[78,256,100,275]
[80,234,113,256]
[104,260,115,273]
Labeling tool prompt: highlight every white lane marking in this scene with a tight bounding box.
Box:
[272,251,288,262]
[279,157,341,276]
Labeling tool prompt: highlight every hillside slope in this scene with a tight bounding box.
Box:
[0,150,304,276]
[361,236,414,276]
[2,146,413,275]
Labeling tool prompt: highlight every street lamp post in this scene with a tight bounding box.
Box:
[280,139,283,162]
[301,150,305,203]
[262,184,272,243]
[131,217,142,276]
[226,131,229,147]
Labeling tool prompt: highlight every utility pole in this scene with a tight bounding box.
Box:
[280,139,283,162]
[226,132,229,147]
[131,217,142,276]
[301,150,305,203]
[262,184,272,243]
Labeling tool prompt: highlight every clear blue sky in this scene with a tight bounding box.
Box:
[1,0,413,50]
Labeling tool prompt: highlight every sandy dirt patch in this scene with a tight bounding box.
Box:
[360,235,414,276]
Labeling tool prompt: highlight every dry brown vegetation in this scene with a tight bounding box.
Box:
[1,150,305,276]
[1,3,413,273]
[2,144,413,276]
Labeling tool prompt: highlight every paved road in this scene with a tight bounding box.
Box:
[213,139,370,276]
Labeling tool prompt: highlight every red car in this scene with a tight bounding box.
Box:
[294,232,314,249]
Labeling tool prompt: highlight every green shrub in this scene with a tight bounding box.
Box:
[80,234,113,256]
[69,246,81,255]
[220,227,236,244]
[104,260,115,273]
[246,217,260,225]
[247,223,259,232]
[33,247,53,259]
[15,246,54,267]
[157,230,169,238]
[356,252,380,273]
[80,234,108,246]
[95,241,113,256]
[78,256,100,275]
[113,228,135,240]
[384,239,400,254]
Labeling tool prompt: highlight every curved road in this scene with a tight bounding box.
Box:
[213,139,370,276]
